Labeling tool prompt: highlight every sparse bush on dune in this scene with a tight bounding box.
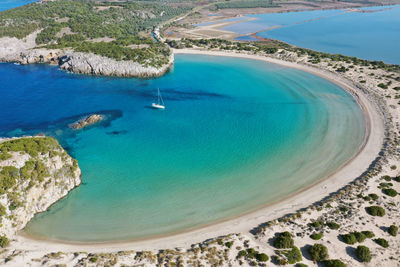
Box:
[0,235,9,248]
[388,224,398,236]
[340,233,357,245]
[308,243,328,262]
[273,232,294,249]
[374,238,389,248]
[322,259,347,267]
[326,222,340,230]
[366,206,385,216]
[382,188,398,197]
[310,232,323,240]
[355,245,371,262]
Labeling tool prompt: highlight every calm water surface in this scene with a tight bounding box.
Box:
[0,0,35,11]
[0,55,365,241]
[222,6,400,64]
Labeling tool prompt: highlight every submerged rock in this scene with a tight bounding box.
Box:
[70,114,103,130]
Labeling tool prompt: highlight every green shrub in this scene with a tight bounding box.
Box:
[355,245,371,262]
[0,235,9,248]
[388,224,398,236]
[379,182,393,188]
[382,188,398,197]
[273,232,294,249]
[89,257,98,263]
[381,175,392,181]
[373,238,389,248]
[255,253,269,262]
[361,231,375,238]
[237,250,247,258]
[352,232,367,243]
[340,233,357,244]
[322,259,347,267]
[366,206,385,216]
[308,244,328,262]
[368,193,378,201]
[378,83,388,89]
[326,222,340,230]
[225,241,233,248]
[246,248,257,258]
[310,232,323,240]
[393,176,400,182]
[0,204,6,216]
[338,206,349,213]
[296,264,308,267]
[309,221,324,228]
[285,246,302,264]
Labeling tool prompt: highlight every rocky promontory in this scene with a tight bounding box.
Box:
[0,137,81,241]
[0,33,174,78]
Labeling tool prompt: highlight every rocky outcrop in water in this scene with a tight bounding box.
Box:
[70,114,103,129]
[0,137,81,239]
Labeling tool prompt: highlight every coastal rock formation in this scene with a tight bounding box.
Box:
[59,51,174,77]
[0,137,81,239]
[70,114,103,130]
[0,33,174,78]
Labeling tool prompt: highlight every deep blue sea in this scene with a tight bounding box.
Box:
[221,5,400,64]
[0,55,365,241]
[0,0,35,11]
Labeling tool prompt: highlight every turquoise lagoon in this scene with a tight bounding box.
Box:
[222,6,400,64]
[0,55,365,241]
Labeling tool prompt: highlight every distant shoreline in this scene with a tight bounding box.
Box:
[13,49,384,253]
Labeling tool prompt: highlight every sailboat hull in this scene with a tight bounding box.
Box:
[151,103,165,109]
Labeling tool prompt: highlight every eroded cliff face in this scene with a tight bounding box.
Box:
[0,32,174,78]
[0,137,81,239]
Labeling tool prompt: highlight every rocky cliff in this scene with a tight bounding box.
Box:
[0,33,174,78]
[0,137,81,240]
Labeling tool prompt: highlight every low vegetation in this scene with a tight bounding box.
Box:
[387,224,398,236]
[322,259,347,267]
[310,232,323,240]
[373,238,389,248]
[355,245,371,262]
[0,0,189,67]
[273,232,294,249]
[365,205,385,216]
[326,222,340,230]
[382,188,398,197]
[237,248,269,262]
[213,0,279,9]
[308,243,328,262]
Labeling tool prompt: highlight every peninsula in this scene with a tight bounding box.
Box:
[0,0,399,266]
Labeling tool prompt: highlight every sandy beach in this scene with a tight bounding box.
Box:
[7,49,386,258]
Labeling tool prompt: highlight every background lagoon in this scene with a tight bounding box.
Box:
[223,5,400,64]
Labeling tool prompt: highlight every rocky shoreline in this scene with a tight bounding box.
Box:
[0,137,81,240]
[0,33,174,78]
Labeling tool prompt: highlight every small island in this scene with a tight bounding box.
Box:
[70,114,103,130]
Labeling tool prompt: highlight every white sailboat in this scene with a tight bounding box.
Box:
[152,88,165,109]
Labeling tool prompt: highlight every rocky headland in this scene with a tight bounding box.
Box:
[0,33,174,78]
[0,137,81,242]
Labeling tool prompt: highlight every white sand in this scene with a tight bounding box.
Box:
[8,49,385,258]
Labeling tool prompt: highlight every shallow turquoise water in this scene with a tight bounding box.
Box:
[0,55,365,241]
[223,6,400,64]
